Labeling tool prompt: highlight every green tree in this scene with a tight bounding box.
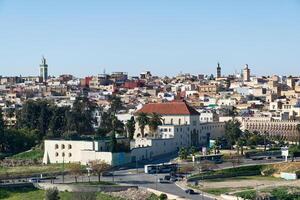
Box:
[45,187,60,200]
[179,147,188,160]
[296,124,300,145]
[136,112,149,137]
[126,116,136,140]
[0,109,5,152]
[225,119,242,151]
[148,113,162,135]
[109,95,123,114]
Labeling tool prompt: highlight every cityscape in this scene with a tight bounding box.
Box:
[0,1,300,200]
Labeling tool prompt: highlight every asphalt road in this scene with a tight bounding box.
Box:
[51,170,212,200]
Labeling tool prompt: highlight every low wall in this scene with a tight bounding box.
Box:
[34,182,137,193]
[0,183,33,188]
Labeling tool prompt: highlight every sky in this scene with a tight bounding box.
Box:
[0,0,300,77]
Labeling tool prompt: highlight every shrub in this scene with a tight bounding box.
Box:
[45,188,60,200]
[71,192,96,200]
[159,193,168,200]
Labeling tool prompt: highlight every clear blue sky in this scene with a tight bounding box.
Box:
[0,0,300,77]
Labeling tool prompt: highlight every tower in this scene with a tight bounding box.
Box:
[216,62,221,78]
[243,64,250,82]
[40,56,48,82]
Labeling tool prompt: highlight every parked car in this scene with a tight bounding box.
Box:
[185,189,196,194]
[102,171,113,176]
[28,178,41,183]
[158,178,170,183]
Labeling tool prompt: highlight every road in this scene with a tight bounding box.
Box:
[3,157,285,200]
[51,169,212,200]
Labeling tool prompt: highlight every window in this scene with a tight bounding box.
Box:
[179,119,181,125]
[68,153,72,157]
[61,144,65,149]
[55,144,59,149]
[55,152,59,157]
[62,152,65,157]
[170,118,173,125]
[68,144,72,149]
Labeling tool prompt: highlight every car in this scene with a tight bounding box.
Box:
[102,171,113,176]
[158,178,170,183]
[170,177,177,182]
[185,189,196,194]
[28,178,41,183]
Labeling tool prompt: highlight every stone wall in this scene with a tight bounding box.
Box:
[34,182,137,193]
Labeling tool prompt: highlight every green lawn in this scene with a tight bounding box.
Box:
[0,163,81,179]
[188,184,253,196]
[204,175,280,182]
[0,187,124,200]
[10,149,44,161]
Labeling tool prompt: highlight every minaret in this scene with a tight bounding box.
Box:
[216,62,221,78]
[40,56,48,82]
[243,64,250,82]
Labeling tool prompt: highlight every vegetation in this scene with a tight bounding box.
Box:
[126,116,135,140]
[69,162,82,183]
[178,147,189,160]
[10,148,43,161]
[189,165,263,181]
[45,188,60,200]
[0,187,124,200]
[89,160,111,182]
[136,112,149,137]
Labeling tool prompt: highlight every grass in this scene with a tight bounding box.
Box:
[0,187,124,200]
[204,175,280,182]
[188,184,253,196]
[10,149,44,161]
[0,163,81,179]
[235,190,257,200]
[189,165,263,181]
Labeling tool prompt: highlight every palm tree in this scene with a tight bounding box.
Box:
[296,124,300,145]
[148,113,162,136]
[136,112,149,137]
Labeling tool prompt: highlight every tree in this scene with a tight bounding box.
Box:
[225,119,242,150]
[89,160,111,182]
[45,188,60,200]
[69,163,82,183]
[189,146,197,156]
[136,112,149,137]
[213,137,222,154]
[109,95,123,115]
[126,116,135,140]
[179,147,188,160]
[148,113,162,135]
[296,124,300,145]
[0,109,5,152]
[66,97,96,135]
[110,132,118,153]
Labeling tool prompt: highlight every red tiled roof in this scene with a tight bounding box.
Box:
[135,100,200,115]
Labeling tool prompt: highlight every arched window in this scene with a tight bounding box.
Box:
[61,144,65,149]
[62,152,65,157]
[68,153,72,157]
[55,144,59,149]
[68,144,72,149]
[55,152,59,157]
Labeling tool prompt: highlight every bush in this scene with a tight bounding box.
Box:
[71,192,96,200]
[159,193,168,200]
[235,190,256,200]
[45,188,60,200]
